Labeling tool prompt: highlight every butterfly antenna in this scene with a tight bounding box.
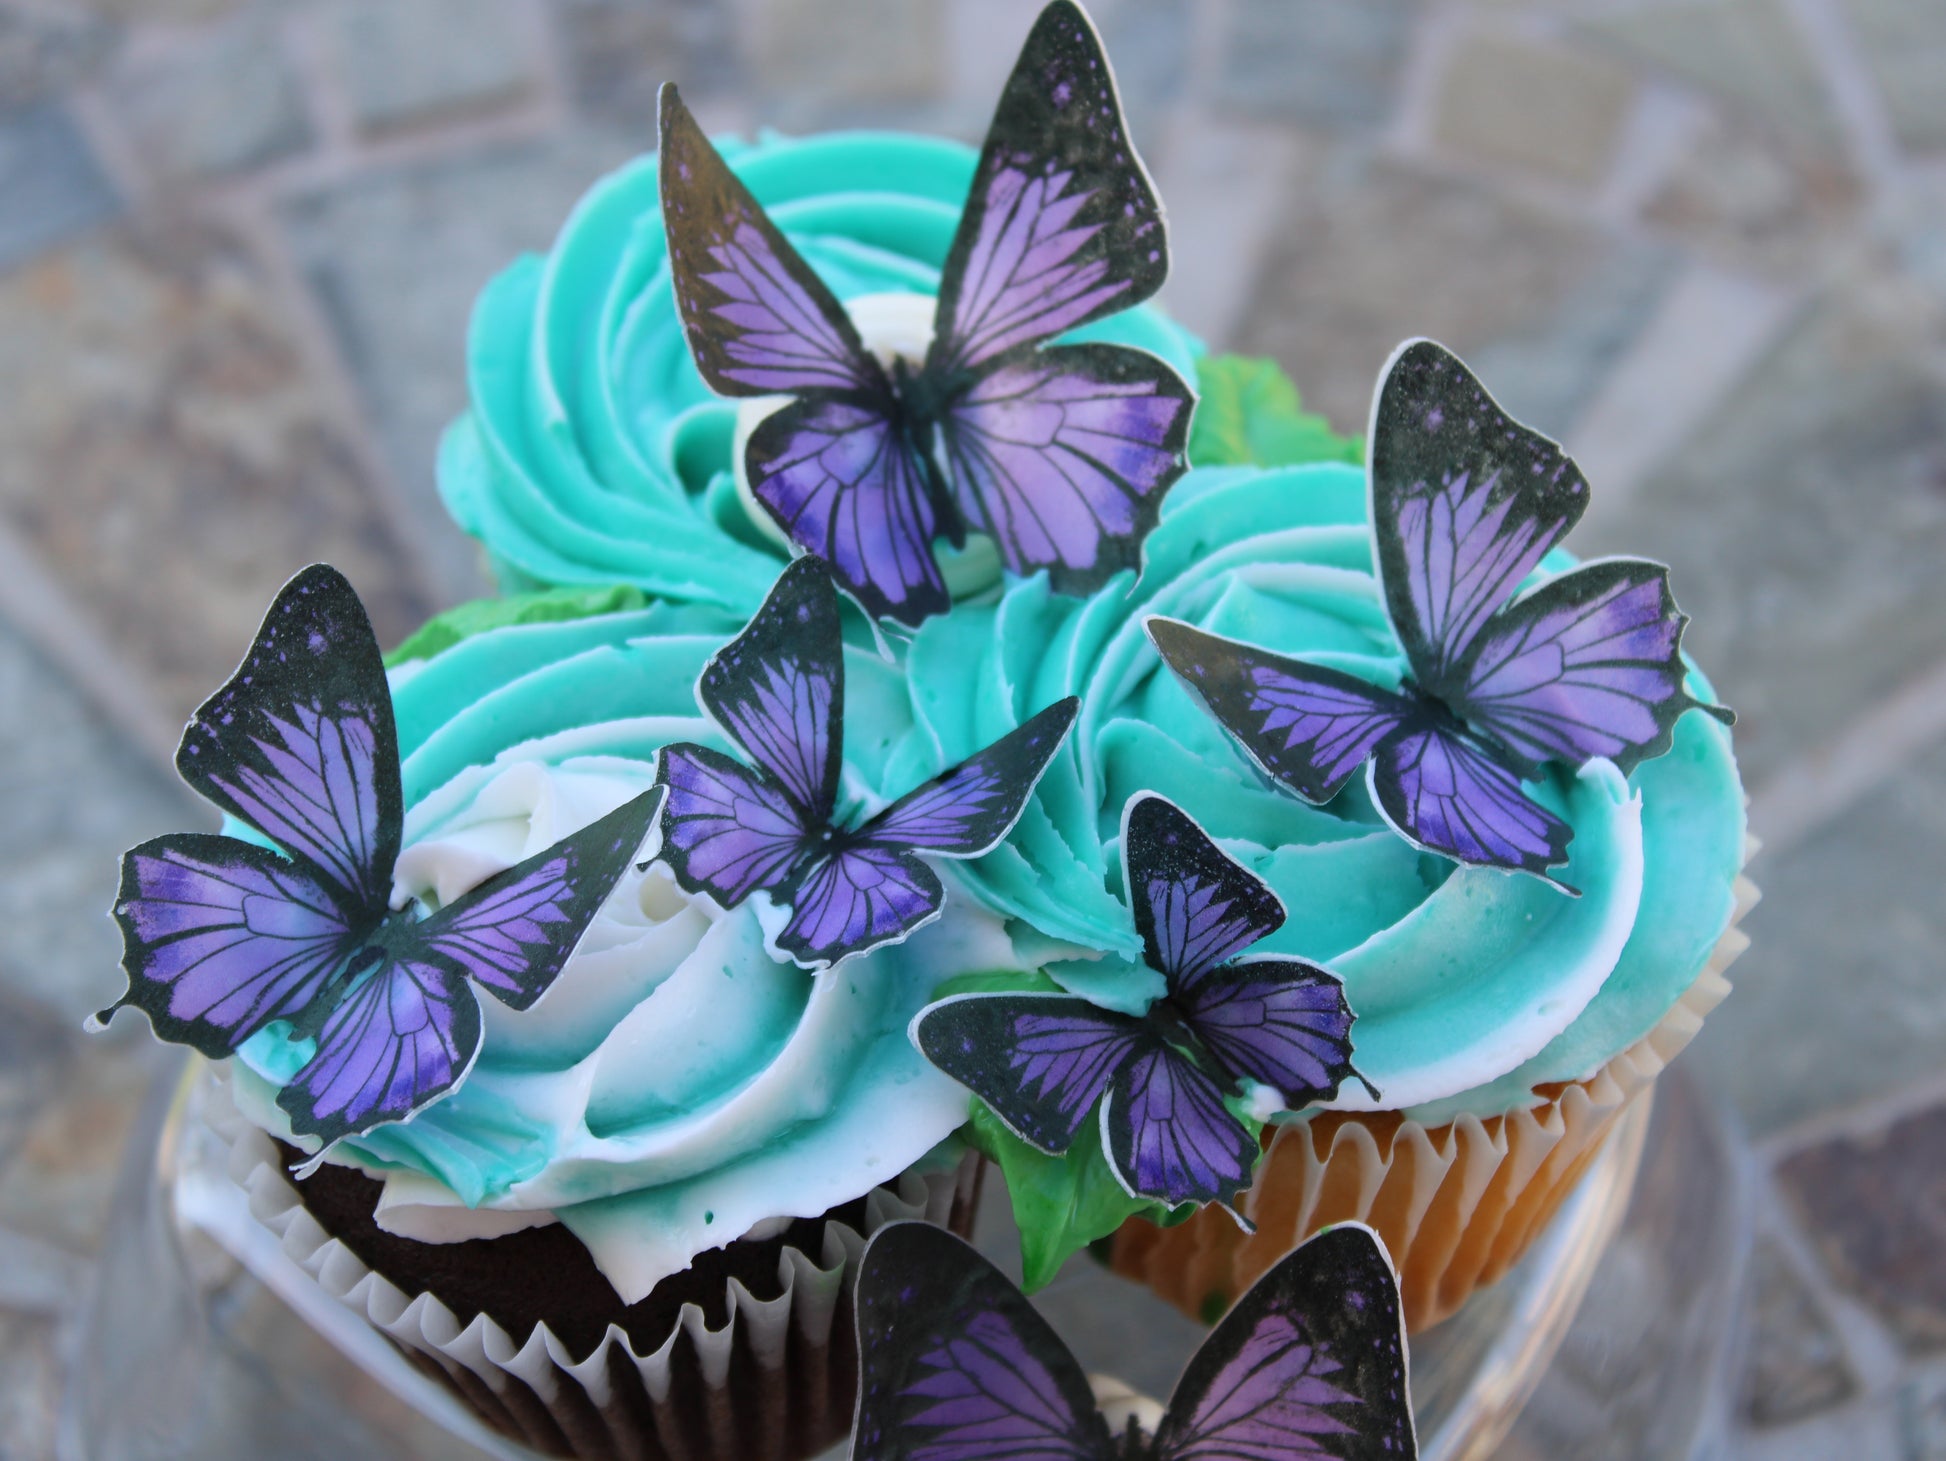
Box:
[1217,1199,1258,1236]
[287,1146,332,1182]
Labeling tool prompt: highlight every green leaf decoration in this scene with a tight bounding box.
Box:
[931,967,1218,1291]
[964,1100,1186,1291]
[1189,354,1362,470]
[385,584,652,667]
[927,966,1065,1002]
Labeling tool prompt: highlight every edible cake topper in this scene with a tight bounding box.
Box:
[94,564,662,1148]
[1149,338,1733,889]
[657,0,1194,626]
[914,793,1363,1211]
[655,555,1079,969]
[850,1220,1417,1460]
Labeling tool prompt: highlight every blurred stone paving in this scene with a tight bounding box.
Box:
[2,0,1945,1455]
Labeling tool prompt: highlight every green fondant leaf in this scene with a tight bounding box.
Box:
[928,966,1065,1002]
[929,964,1266,1290]
[1188,355,1362,470]
[965,1100,1182,1291]
[929,966,1164,1288]
[385,585,652,667]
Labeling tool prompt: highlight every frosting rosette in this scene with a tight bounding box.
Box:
[228,600,1006,1305]
[310,117,1744,1301]
[273,451,1744,1302]
[911,459,1744,1125]
[438,128,1198,613]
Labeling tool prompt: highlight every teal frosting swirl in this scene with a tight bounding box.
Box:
[903,461,1745,1120]
[276,126,1749,1295]
[437,129,1199,613]
[226,464,1740,1296]
[230,599,1001,1304]
[431,125,1743,1120]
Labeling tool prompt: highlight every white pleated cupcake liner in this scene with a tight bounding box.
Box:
[204,1086,979,1461]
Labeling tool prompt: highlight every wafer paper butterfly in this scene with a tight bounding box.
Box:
[94,564,662,1149]
[851,1220,1418,1460]
[655,555,1079,969]
[915,794,1365,1211]
[1149,339,1734,890]
[657,0,1194,627]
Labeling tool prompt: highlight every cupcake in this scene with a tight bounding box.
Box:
[430,2,1749,1338]
[100,558,991,1461]
[99,8,1752,1461]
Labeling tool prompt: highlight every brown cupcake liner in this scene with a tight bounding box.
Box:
[1111,865,1759,1333]
[210,1096,980,1461]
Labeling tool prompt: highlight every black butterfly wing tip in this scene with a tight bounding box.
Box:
[1219,1199,1257,1235]
[1386,336,1455,376]
[657,81,686,134]
[288,562,349,590]
[83,1004,117,1034]
[1145,614,1209,657]
[1704,699,1736,726]
[1040,695,1082,734]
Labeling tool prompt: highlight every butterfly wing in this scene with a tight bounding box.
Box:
[657,743,814,908]
[773,843,945,971]
[1372,721,1574,885]
[851,1222,1115,1461]
[914,992,1143,1156]
[1119,794,1362,1111]
[659,91,950,624]
[867,697,1080,854]
[1175,960,1363,1111]
[1103,1039,1261,1210]
[101,832,362,1058]
[1451,557,1734,779]
[410,788,663,1011]
[773,696,1081,968]
[936,344,1191,593]
[698,556,846,819]
[747,399,950,625]
[928,1,1169,378]
[277,953,480,1146]
[175,563,401,919]
[1121,792,1284,992]
[924,2,1191,594]
[660,557,839,906]
[658,85,885,400]
[1147,617,1412,805]
[1369,339,1590,696]
[1150,1224,1417,1460]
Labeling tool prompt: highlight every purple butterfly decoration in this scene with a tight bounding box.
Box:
[850,1219,1418,1460]
[94,564,663,1149]
[914,794,1364,1211]
[655,555,1079,970]
[1148,338,1735,890]
[656,0,1194,626]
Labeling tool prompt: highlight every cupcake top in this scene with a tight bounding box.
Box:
[104,0,1744,1304]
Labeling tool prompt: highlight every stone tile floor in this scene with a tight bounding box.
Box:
[2,0,1944,1455]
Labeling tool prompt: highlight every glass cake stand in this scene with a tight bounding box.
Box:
[61,1055,1751,1461]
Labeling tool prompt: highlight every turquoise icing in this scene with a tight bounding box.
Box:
[227,459,1741,1294]
[896,460,1740,1115]
[437,129,1200,612]
[228,611,999,1303]
[228,124,1747,1293]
